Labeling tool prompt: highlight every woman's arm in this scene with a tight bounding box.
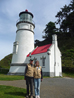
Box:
[41,69,43,81]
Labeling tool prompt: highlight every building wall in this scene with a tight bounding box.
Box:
[56,47,62,76]
[52,34,62,77]
[26,52,50,76]
[53,45,62,77]
[49,44,55,77]
[26,44,62,77]
[8,66,26,75]
[8,22,34,75]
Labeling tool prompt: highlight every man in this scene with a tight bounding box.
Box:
[24,59,34,98]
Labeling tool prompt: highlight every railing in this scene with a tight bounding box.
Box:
[16,18,35,25]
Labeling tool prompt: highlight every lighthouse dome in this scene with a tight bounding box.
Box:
[19,9,34,23]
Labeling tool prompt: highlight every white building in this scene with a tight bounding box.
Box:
[8,10,62,77]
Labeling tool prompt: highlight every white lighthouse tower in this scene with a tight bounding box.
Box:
[8,10,35,75]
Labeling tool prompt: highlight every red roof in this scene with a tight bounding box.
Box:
[27,44,52,57]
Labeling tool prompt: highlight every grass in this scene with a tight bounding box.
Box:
[0,74,24,81]
[0,74,50,81]
[0,72,74,81]
[63,72,74,78]
[43,76,50,78]
[0,85,26,98]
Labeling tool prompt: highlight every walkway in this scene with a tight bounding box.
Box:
[0,78,74,98]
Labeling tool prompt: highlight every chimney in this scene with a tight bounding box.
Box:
[52,34,58,76]
[52,34,58,46]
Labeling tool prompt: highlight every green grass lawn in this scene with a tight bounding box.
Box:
[0,85,26,98]
[0,74,50,81]
[0,72,74,81]
[0,74,24,81]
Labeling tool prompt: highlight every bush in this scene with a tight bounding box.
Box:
[0,68,9,74]
[62,66,74,73]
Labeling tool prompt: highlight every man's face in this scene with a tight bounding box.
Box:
[30,60,33,64]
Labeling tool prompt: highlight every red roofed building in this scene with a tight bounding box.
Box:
[25,34,62,77]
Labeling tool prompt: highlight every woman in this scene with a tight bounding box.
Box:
[34,60,43,98]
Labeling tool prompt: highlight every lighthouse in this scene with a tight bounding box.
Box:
[8,10,35,75]
[8,10,62,77]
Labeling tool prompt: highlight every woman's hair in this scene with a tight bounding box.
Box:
[35,60,40,66]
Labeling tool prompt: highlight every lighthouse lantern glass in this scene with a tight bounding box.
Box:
[20,13,32,23]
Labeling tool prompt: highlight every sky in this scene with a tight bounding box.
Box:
[0,0,71,60]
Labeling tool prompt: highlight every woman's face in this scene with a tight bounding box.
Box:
[36,61,39,66]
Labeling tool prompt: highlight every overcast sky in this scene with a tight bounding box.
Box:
[0,0,71,60]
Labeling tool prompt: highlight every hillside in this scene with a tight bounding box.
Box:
[0,54,12,69]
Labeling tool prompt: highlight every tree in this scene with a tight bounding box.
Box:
[55,5,70,26]
[35,39,40,44]
[42,21,57,39]
[55,0,74,37]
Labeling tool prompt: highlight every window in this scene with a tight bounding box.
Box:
[40,56,46,67]
[42,58,45,66]
[13,41,18,54]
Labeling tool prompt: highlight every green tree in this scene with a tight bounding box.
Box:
[55,0,74,37]
[55,5,70,26]
[42,21,57,39]
[60,12,74,37]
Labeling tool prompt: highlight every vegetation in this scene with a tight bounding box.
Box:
[58,36,74,68]
[55,0,74,37]
[0,54,12,69]
[0,68,9,74]
[0,85,26,98]
[63,72,74,78]
[0,74,24,81]
[42,21,57,39]
[35,0,74,70]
